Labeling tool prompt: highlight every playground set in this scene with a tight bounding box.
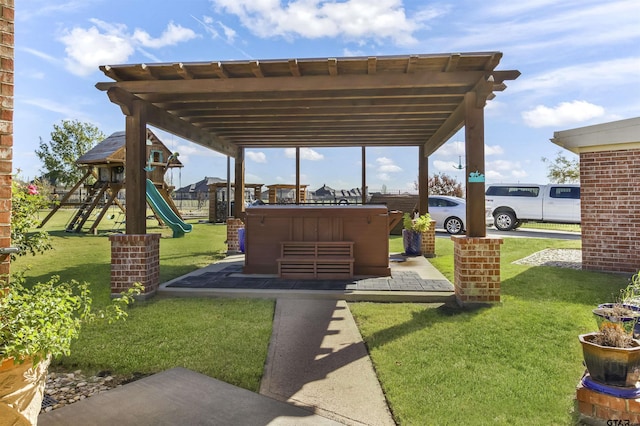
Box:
[38,128,193,237]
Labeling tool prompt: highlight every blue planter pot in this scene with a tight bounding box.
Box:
[402,229,422,256]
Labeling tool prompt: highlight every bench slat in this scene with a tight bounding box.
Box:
[278,241,354,279]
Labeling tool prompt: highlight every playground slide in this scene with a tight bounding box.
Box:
[145,179,193,238]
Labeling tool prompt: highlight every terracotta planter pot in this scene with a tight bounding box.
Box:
[0,355,50,425]
[579,332,640,387]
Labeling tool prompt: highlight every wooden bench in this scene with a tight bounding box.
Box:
[277,241,354,279]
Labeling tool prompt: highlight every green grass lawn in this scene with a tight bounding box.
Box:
[13,210,274,391]
[14,210,632,423]
[352,236,628,425]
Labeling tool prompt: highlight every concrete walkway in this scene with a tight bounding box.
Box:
[39,367,342,426]
[40,255,453,425]
[260,299,395,425]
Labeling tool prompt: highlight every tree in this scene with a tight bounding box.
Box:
[541,151,580,183]
[35,120,105,187]
[427,172,464,197]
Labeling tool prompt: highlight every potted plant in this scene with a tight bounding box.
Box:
[402,211,431,256]
[593,271,640,336]
[0,274,141,425]
[579,324,640,388]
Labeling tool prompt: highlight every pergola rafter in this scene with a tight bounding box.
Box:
[96,52,520,237]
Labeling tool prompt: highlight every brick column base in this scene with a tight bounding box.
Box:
[452,236,503,305]
[109,234,160,298]
[420,220,436,258]
[226,218,244,254]
[576,379,640,423]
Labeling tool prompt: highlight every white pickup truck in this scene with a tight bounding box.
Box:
[485,184,581,231]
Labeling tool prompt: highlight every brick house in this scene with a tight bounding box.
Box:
[551,117,640,273]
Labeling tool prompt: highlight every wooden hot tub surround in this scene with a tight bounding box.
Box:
[244,205,390,278]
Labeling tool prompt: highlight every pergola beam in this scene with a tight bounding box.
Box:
[105,86,237,157]
[96,71,487,95]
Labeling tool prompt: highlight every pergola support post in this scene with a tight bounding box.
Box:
[418,145,429,215]
[418,145,435,257]
[110,100,160,298]
[228,147,245,254]
[361,147,367,204]
[452,90,502,305]
[125,100,147,235]
[295,147,301,204]
[233,147,245,218]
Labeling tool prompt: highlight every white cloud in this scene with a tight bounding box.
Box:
[443,1,640,58]
[484,159,527,182]
[246,173,262,183]
[22,98,93,120]
[435,141,503,157]
[377,173,391,181]
[432,159,459,172]
[375,157,402,173]
[284,148,324,161]
[485,145,504,156]
[246,151,267,163]
[167,141,225,165]
[511,57,640,96]
[132,22,197,48]
[210,0,446,46]
[434,141,464,156]
[21,47,60,64]
[522,100,605,128]
[59,19,197,76]
[217,21,237,43]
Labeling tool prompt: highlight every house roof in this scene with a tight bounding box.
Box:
[175,177,225,193]
[96,53,520,158]
[550,117,640,154]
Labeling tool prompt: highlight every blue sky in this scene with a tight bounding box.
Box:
[14,0,640,193]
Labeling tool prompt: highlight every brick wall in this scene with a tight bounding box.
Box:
[420,220,436,258]
[576,381,640,423]
[109,234,160,297]
[452,236,503,304]
[580,149,640,273]
[226,218,244,253]
[0,0,13,278]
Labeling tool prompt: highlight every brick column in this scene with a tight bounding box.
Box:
[0,0,14,279]
[420,220,436,258]
[226,218,243,254]
[109,234,160,298]
[452,236,503,305]
[576,380,640,423]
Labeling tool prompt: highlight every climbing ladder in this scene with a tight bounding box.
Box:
[66,181,109,233]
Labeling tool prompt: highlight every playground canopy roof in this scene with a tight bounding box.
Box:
[77,128,183,167]
[95,53,520,158]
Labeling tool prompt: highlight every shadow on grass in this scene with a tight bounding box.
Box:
[360,265,631,352]
[500,265,629,305]
[362,302,488,351]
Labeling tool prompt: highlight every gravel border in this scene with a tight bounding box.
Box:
[512,248,582,270]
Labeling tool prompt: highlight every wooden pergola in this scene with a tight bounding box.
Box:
[96,53,519,237]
